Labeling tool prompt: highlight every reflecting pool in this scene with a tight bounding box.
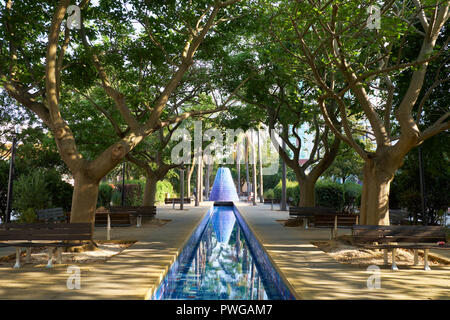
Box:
[163,206,271,300]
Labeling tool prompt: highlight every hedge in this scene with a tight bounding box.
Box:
[273,179,362,211]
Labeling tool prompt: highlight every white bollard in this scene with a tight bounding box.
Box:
[107,213,111,241]
[13,248,21,268]
[137,215,142,228]
[391,248,398,271]
[424,249,431,271]
[46,247,53,268]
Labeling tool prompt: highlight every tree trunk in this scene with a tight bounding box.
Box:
[258,128,264,203]
[187,157,196,198]
[298,176,316,207]
[360,158,397,225]
[245,136,250,195]
[70,173,100,223]
[236,142,241,196]
[143,174,158,206]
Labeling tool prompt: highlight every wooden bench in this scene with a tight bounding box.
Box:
[352,225,449,270]
[164,198,191,205]
[95,211,131,227]
[0,223,94,268]
[36,208,67,223]
[264,198,280,204]
[314,214,359,239]
[288,206,337,229]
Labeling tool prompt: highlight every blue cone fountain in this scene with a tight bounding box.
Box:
[208,167,239,202]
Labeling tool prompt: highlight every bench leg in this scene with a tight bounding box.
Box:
[26,247,31,263]
[424,249,431,271]
[383,249,388,265]
[137,215,142,228]
[413,249,419,266]
[107,214,111,241]
[391,248,398,271]
[46,248,53,268]
[13,248,21,268]
[57,247,63,264]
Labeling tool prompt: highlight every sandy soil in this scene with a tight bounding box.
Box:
[0,241,136,267]
[312,239,450,267]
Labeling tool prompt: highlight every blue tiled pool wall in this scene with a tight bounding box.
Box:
[232,206,296,300]
[150,208,213,300]
[151,205,296,300]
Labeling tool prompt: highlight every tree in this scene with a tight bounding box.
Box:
[269,0,449,224]
[0,0,243,222]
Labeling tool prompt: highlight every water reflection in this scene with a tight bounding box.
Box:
[167,206,269,300]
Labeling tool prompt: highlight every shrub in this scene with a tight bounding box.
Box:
[155,180,174,203]
[315,180,344,210]
[263,188,275,199]
[272,179,361,210]
[273,180,300,206]
[343,182,362,212]
[98,183,113,208]
[13,169,51,214]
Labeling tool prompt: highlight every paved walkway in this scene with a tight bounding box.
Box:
[0,203,212,299]
[235,203,450,299]
[0,202,448,299]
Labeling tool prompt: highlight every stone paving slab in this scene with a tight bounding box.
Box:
[0,203,212,300]
[235,203,450,300]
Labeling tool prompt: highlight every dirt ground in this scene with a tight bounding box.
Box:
[312,238,450,267]
[0,218,171,268]
[0,241,136,267]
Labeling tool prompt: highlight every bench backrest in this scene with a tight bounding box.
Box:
[164,198,191,204]
[36,208,66,222]
[109,206,139,213]
[315,214,359,227]
[136,206,156,215]
[353,225,447,243]
[0,223,92,241]
[289,206,337,216]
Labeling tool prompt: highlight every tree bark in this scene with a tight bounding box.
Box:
[360,157,398,225]
[143,174,158,206]
[70,172,100,223]
[298,176,316,207]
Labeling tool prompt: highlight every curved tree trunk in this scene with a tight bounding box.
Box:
[70,172,100,223]
[360,158,397,225]
[143,174,158,206]
[298,176,317,207]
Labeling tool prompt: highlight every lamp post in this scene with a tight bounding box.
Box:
[121,161,126,206]
[6,126,19,223]
[180,168,185,210]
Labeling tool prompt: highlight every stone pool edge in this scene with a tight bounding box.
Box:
[144,204,214,300]
[233,205,302,300]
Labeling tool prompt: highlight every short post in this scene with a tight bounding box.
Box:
[270,200,273,211]
[413,249,419,266]
[304,218,309,229]
[137,214,142,228]
[172,199,175,209]
[107,213,111,240]
[383,249,388,265]
[26,243,31,263]
[334,215,338,238]
[180,169,185,210]
[424,249,431,271]
[46,247,53,268]
[391,248,398,271]
[14,248,21,268]
[57,247,62,264]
